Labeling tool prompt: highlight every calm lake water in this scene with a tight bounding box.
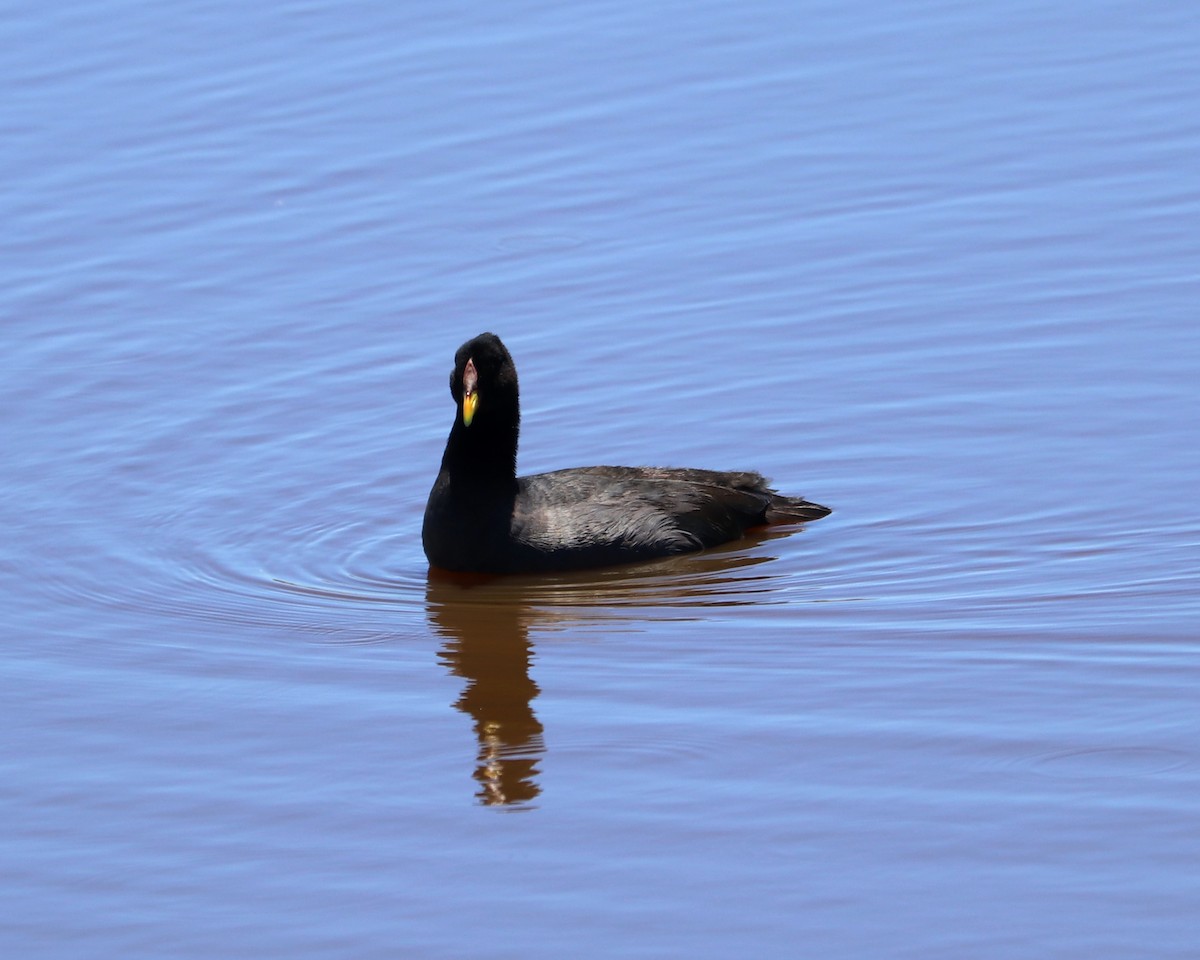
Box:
[3,0,1198,957]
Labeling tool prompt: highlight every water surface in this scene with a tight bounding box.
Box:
[3,1,1199,957]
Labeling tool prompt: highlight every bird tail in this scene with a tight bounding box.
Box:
[766,496,832,523]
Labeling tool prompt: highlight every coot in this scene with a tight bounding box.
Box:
[422,333,829,573]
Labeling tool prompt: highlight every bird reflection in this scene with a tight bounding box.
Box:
[427,574,545,806]
[424,525,810,808]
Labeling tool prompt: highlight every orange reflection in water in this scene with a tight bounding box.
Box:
[424,525,805,807]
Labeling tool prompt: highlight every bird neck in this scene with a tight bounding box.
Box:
[441,413,519,487]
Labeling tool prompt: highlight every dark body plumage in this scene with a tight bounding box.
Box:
[422,333,830,574]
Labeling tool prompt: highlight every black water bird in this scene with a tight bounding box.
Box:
[422,333,830,573]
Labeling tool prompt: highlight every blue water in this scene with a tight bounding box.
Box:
[3,1,1199,957]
